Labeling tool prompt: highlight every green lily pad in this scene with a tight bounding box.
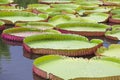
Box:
[105,25,120,40]
[48,15,73,26]
[0,6,24,11]
[33,55,120,80]
[2,27,59,42]
[0,11,48,24]
[112,14,120,20]
[73,0,102,5]
[15,22,54,30]
[23,34,103,56]
[38,0,72,4]
[50,4,79,9]
[0,20,5,30]
[46,8,76,16]
[103,0,120,5]
[0,0,13,4]
[85,7,111,14]
[111,8,120,15]
[27,4,50,10]
[83,13,109,23]
[56,22,109,36]
[96,44,120,59]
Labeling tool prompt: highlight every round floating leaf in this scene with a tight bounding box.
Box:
[23,34,103,56]
[56,22,109,36]
[83,13,109,23]
[0,11,48,24]
[38,0,72,4]
[96,44,120,59]
[50,4,79,9]
[105,25,120,40]
[1,27,60,42]
[15,22,54,30]
[0,6,24,11]
[111,8,120,15]
[103,0,120,6]
[33,55,120,80]
[27,4,50,10]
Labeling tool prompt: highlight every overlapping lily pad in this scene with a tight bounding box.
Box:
[23,34,103,56]
[15,22,54,30]
[0,20,5,31]
[111,8,120,15]
[77,6,111,15]
[0,6,23,11]
[105,25,120,40]
[0,11,48,24]
[27,4,50,10]
[83,13,109,23]
[96,44,120,59]
[33,55,120,80]
[1,27,59,42]
[38,0,72,4]
[55,22,109,36]
[109,14,120,24]
[103,0,120,6]
[50,4,79,9]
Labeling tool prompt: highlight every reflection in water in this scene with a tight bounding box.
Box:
[33,72,46,80]
[2,39,23,46]
[23,49,44,60]
[0,37,10,73]
[0,37,10,60]
[14,0,38,8]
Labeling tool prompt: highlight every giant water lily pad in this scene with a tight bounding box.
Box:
[38,0,72,4]
[55,23,109,36]
[83,13,109,23]
[105,25,120,40]
[103,0,120,6]
[0,6,23,11]
[96,44,120,59]
[46,8,76,16]
[109,14,120,24]
[0,20,5,31]
[111,8,120,15]
[15,22,54,30]
[48,15,73,26]
[50,4,79,9]
[33,55,120,80]
[23,34,103,56]
[27,4,50,10]
[1,27,59,42]
[77,6,111,15]
[0,11,48,24]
